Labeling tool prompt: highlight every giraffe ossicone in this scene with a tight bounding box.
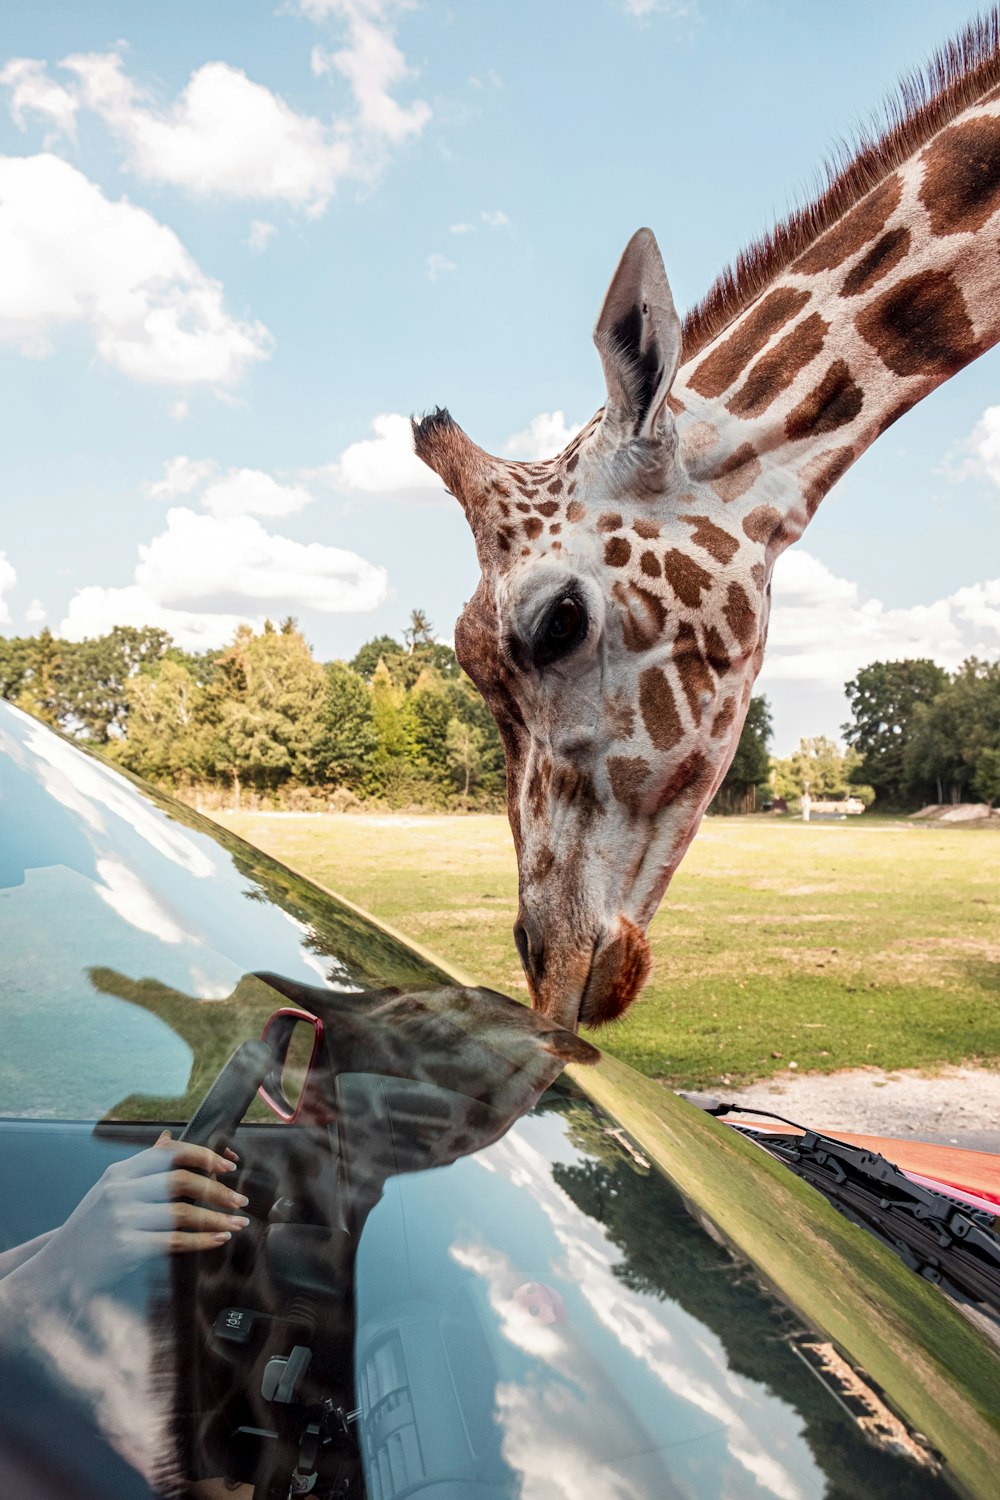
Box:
[414,12,1000,1032]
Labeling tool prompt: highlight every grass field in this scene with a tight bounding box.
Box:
[222,811,1000,1090]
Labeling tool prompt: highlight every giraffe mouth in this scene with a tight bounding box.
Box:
[577,917,652,1029]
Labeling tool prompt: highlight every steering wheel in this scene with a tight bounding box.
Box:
[173,1039,275,1483]
[178,1039,275,1150]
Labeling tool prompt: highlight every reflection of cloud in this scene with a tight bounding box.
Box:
[18,1292,172,1487]
[95,858,192,945]
[473,1128,817,1500]
[21,710,217,877]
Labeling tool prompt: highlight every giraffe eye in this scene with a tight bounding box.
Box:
[534,593,587,668]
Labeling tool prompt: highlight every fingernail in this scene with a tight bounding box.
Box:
[233,1216,250,1228]
[221,1160,238,1173]
[213,1232,232,1244]
[231,1193,249,1208]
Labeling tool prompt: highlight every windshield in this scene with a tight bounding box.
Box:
[0,700,448,1121]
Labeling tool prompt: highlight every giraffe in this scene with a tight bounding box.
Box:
[413,13,1000,1033]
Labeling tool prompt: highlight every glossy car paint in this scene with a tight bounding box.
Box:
[0,699,998,1498]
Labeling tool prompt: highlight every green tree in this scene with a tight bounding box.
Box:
[214,623,326,803]
[0,635,32,701]
[713,696,772,813]
[904,658,1000,804]
[409,668,453,791]
[842,659,947,808]
[117,658,214,785]
[54,625,171,741]
[314,661,377,790]
[446,717,486,807]
[350,634,404,683]
[973,747,1000,807]
[770,736,860,803]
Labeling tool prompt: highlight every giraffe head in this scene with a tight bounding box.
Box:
[414,230,779,1032]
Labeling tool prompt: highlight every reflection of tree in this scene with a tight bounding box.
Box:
[88,968,285,1122]
[552,1100,953,1500]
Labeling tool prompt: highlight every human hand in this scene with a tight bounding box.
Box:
[31,1131,251,1297]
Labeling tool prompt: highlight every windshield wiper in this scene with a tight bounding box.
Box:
[681,1095,1000,1320]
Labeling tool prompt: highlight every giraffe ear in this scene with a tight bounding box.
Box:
[411,407,489,516]
[594,228,682,442]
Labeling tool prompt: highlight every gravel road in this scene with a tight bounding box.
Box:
[725,1065,1000,1153]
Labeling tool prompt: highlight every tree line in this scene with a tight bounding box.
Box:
[0,618,995,812]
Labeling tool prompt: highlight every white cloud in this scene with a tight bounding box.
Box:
[481,208,509,227]
[0,56,77,137]
[59,584,261,651]
[426,251,456,281]
[4,6,429,216]
[25,598,46,625]
[313,411,446,497]
[959,404,1000,489]
[245,218,277,252]
[200,468,314,519]
[145,456,314,518]
[622,0,695,17]
[0,552,16,625]
[170,398,189,421]
[59,506,387,649]
[504,411,583,461]
[449,221,475,234]
[145,455,219,501]
[761,550,1000,690]
[0,154,271,385]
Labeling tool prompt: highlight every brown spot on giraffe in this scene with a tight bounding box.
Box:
[547,478,563,495]
[679,514,739,565]
[632,517,660,540]
[799,445,856,518]
[549,522,561,535]
[604,690,635,740]
[638,667,683,750]
[785,359,864,441]
[552,764,601,818]
[597,512,623,532]
[742,505,787,548]
[516,502,531,513]
[535,500,559,517]
[712,697,737,739]
[612,581,668,652]
[652,750,712,814]
[711,443,762,502]
[672,623,714,723]
[662,548,714,607]
[920,114,1000,236]
[723,582,757,653]
[565,452,579,473]
[856,269,975,378]
[526,844,556,884]
[607,755,651,816]
[726,312,829,419]
[750,563,765,587]
[566,500,585,522]
[523,516,544,540]
[604,536,632,567]
[640,549,661,577]
[689,287,810,398]
[794,173,903,273]
[840,227,911,297]
[526,755,552,822]
[703,625,730,675]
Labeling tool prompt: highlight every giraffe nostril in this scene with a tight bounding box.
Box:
[513,912,546,984]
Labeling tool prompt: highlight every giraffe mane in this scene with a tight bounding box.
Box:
[682,7,1000,363]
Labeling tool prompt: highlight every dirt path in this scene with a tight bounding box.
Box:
[727,1065,1000,1153]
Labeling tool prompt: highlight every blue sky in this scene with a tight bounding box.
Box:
[1,0,998,753]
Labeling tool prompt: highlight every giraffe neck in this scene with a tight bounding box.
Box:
[672,89,1000,533]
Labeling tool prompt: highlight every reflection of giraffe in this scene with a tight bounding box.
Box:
[414,15,1000,1030]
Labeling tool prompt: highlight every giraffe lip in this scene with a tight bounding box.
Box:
[578,918,652,1029]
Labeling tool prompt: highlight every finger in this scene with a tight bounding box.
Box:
[126,1139,238,1181]
[145,1229,237,1255]
[134,1169,249,1211]
[224,1146,240,1164]
[131,1202,250,1235]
